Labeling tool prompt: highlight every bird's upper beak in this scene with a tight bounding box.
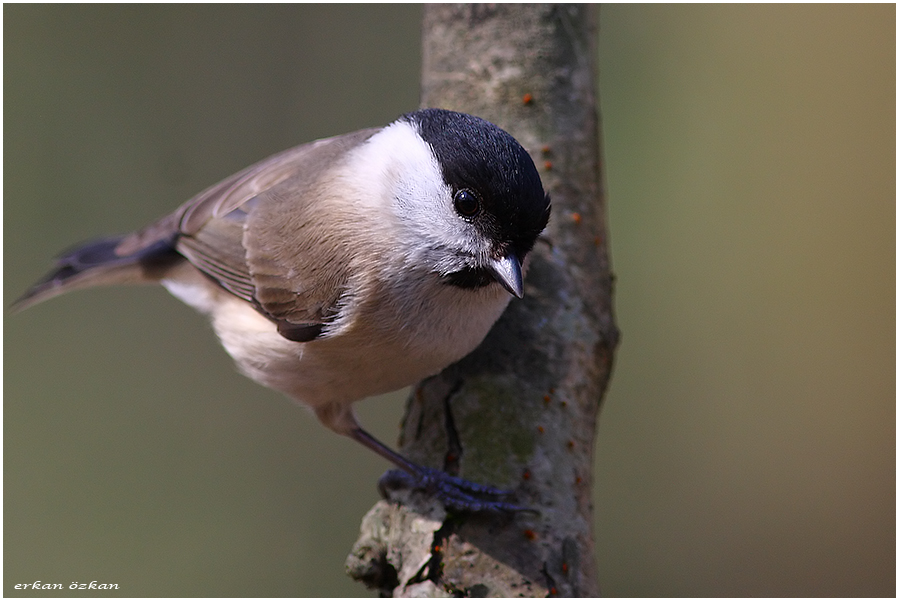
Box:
[488,252,524,298]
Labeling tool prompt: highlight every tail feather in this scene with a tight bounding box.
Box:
[12,236,182,312]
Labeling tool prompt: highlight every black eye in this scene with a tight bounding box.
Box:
[453,189,480,218]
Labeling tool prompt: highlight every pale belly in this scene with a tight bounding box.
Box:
[163,269,511,431]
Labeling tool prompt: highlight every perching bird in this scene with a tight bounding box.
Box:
[14,108,550,511]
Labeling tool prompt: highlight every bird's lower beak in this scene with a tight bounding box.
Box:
[488,253,524,299]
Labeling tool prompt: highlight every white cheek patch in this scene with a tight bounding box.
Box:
[353,120,448,208]
[347,120,483,264]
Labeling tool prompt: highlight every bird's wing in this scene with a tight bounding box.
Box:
[115,128,380,340]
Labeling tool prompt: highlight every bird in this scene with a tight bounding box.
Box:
[13,108,550,511]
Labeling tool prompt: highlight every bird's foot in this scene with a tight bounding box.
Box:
[377,467,536,514]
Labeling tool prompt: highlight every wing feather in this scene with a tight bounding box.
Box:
[112,128,380,336]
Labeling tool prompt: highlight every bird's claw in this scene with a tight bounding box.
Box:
[377,467,536,514]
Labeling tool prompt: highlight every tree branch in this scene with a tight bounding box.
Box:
[347,5,617,596]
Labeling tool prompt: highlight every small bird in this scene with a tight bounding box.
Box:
[14,108,550,511]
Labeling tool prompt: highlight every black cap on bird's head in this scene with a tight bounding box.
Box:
[404,108,551,298]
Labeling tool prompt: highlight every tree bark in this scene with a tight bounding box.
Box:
[347,5,617,596]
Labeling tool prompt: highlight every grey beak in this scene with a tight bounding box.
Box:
[488,253,524,298]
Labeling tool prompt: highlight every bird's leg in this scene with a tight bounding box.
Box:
[349,427,534,513]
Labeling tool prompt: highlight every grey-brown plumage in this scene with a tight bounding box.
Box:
[15,129,378,334]
[14,109,550,511]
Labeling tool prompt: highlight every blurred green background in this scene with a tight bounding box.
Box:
[4,4,894,597]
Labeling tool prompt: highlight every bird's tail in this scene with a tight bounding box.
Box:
[11,236,182,312]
